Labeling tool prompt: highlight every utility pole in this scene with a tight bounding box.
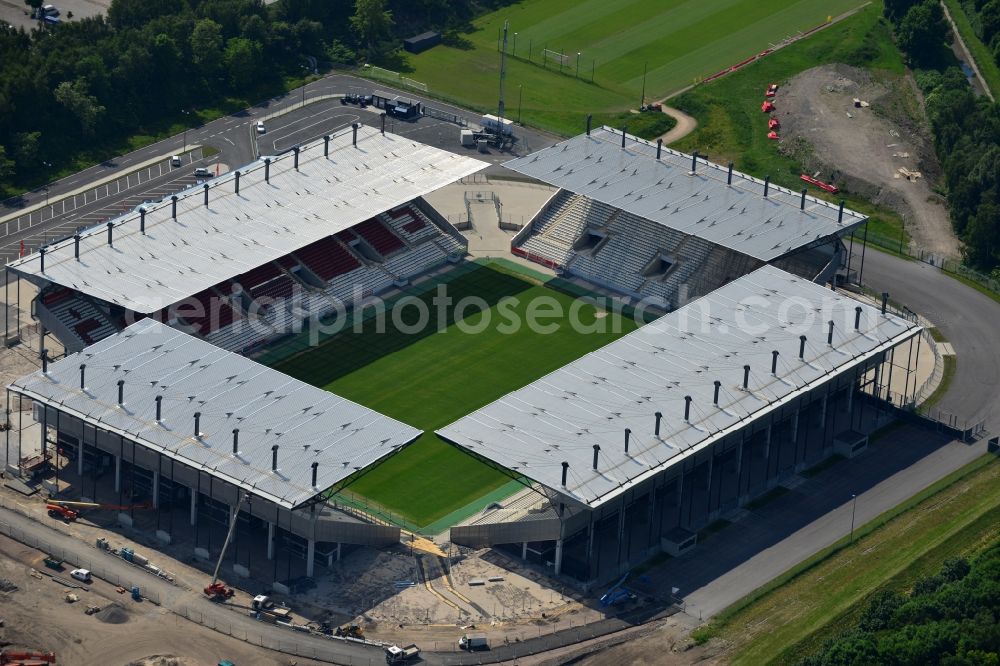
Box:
[498,20,509,127]
[517,85,523,124]
[640,62,648,109]
[849,494,857,542]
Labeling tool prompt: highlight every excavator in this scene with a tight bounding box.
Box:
[203,494,249,601]
[46,499,152,522]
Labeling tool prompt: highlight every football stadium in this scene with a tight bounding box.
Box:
[2,122,925,588]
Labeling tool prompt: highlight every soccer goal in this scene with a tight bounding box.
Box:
[542,48,571,68]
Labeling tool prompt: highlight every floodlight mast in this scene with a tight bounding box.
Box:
[498,19,509,126]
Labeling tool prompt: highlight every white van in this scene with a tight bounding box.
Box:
[70,568,92,583]
[170,155,182,167]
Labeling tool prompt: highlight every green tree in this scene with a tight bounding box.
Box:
[52,79,105,135]
[223,37,262,90]
[897,1,947,66]
[351,0,393,59]
[190,18,224,70]
[0,145,14,180]
[13,130,40,167]
[23,0,42,11]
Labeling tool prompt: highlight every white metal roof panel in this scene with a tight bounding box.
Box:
[10,319,422,508]
[438,266,919,509]
[7,125,487,313]
[503,127,866,261]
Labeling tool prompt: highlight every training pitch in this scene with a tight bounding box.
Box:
[399,0,863,137]
[271,261,640,531]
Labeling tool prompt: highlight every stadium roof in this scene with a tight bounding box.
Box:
[7,125,487,314]
[438,265,919,509]
[9,319,422,509]
[503,127,867,262]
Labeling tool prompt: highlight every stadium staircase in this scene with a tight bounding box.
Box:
[450,486,563,548]
[35,286,119,353]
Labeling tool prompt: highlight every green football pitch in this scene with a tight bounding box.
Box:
[269,261,640,531]
[396,0,864,137]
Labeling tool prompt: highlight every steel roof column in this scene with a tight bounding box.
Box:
[267,520,275,560]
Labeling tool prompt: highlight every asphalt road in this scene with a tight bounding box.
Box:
[860,250,999,430]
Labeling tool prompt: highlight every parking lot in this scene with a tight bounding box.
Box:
[0,0,110,31]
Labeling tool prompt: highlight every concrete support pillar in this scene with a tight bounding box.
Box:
[114,455,121,493]
[336,542,342,562]
[306,539,315,577]
[792,408,800,442]
[819,395,828,426]
[267,522,275,560]
[522,542,528,561]
[554,538,564,575]
[764,425,772,458]
[847,378,855,414]
[152,470,160,509]
[77,439,84,476]
[189,488,197,526]
[873,364,881,400]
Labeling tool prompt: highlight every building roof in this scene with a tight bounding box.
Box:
[437,266,919,509]
[9,319,422,509]
[7,125,487,314]
[502,127,866,261]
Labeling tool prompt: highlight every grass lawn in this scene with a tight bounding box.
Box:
[670,2,911,248]
[271,261,639,529]
[390,0,863,138]
[694,453,1000,665]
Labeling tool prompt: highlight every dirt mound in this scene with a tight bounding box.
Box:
[776,63,960,259]
[126,657,196,666]
[94,602,129,624]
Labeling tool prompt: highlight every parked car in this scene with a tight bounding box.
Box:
[170,155,182,167]
[256,121,266,134]
[193,167,211,177]
[70,568,92,583]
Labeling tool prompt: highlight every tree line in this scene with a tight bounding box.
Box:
[798,542,1000,665]
[0,0,511,197]
[884,0,1000,273]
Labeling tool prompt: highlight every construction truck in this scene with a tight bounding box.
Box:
[204,582,235,601]
[0,651,57,665]
[46,500,151,522]
[458,633,488,651]
[384,644,420,664]
[335,624,364,639]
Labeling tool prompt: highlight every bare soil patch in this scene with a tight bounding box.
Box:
[776,63,960,258]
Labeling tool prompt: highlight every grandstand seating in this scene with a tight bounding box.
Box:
[176,289,239,335]
[294,237,361,282]
[515,190,755,308]
[35,287,118,351]
[354,218,405,257]
[381,205,438,244]
[384,242,446,279]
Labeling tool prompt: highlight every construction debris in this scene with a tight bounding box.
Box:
[896,167,922,181]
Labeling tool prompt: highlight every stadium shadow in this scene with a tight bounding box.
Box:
[632,421,958,608]
[273,264,535,387]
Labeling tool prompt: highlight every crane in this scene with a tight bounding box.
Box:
[204,493,249,601]
[46,499,152,521]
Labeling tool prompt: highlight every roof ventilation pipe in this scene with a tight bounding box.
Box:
[727,162,734,185]
[74,234,81,260]
[654,411,663,437]
[323,135,330,158]
[203,183,209,206]
[171,195,178,219]
[380,112,386,134]
[620,126,627,148]
[79,363,86,390]
[311,461,319,488]
[352,123,359,146]
[232,428,239,455]
[155,395,162,422]
[140,209,146,234]
[39,247,45,273]
[107,221,114,246]
[194,412,201,438]
[690,150,698,174]
[838,201,845,223]
[41,348,48,374]
[800,188,807,210]
[592,444,600,470]
[854,306,863,330]
[763,175,771,198]
[272,444,279,471]
[881,292,889,315]
[117,379,124,406]
[713,380,721,405]
[771,350,779,375]
[234,170,240,195]
[264,158,271,183]
[827,320,835,346]
[624,428,631,454]
[799,335,807,359]
[561,461,569,487]
[684,395,692,422]
[586,114,592,136]
[743,364,751,390]
[656,138,662,160]
[293,146,300,171]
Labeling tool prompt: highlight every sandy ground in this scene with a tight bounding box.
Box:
[0,534,318,666]
[658,106,698,145]
[776,64,960,259]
